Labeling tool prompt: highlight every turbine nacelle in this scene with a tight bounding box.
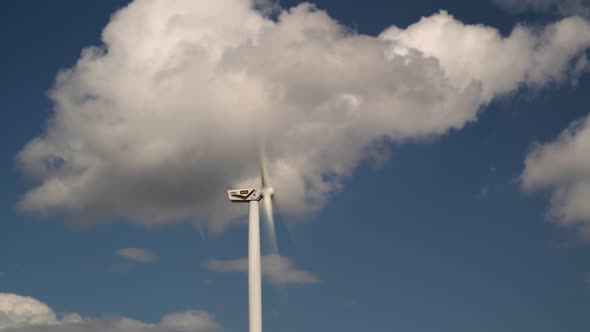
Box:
[227,187,274,203]
[227,188,263,202]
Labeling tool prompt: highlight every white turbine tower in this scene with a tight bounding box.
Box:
[227,153,275,332]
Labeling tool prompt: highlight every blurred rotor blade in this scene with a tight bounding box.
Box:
[259,147,270,189]
[262,189,278,254]
[263,191,274,227]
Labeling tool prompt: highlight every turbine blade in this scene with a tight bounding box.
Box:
[259,142,279,254]
[259,145,269,189]
[263,193,279,254]
[263,193,274,227]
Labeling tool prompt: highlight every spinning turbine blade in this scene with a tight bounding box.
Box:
[263,193,274,225]
[259,147,270,189]
[262,190,278,253]
[259,146,278,254]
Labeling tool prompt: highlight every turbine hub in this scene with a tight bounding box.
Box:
[261,186,274,198]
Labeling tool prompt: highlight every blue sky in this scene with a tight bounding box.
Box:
[2,0,590,331]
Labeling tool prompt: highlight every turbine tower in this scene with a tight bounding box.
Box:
[227,153,275,332]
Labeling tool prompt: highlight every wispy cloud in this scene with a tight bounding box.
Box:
[116,247,157,263]
[203,255,320,285]
[521,116,590,237]
[493,0,590,18]
[341,299,358,307]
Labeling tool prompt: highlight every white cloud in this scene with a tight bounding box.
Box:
[0,293,223,332]
[380,13,590,100]
[0,294,58,330]
[116,247,158,263]
[203,254,319,285]
[16,0,590,232]
[493,0,590,18]
[522,115,590,237]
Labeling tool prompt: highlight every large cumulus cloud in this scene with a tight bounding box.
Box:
[0,293,222,332]
[17,0,590,231]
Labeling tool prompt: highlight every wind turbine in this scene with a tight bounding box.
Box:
[227,152,275,332]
